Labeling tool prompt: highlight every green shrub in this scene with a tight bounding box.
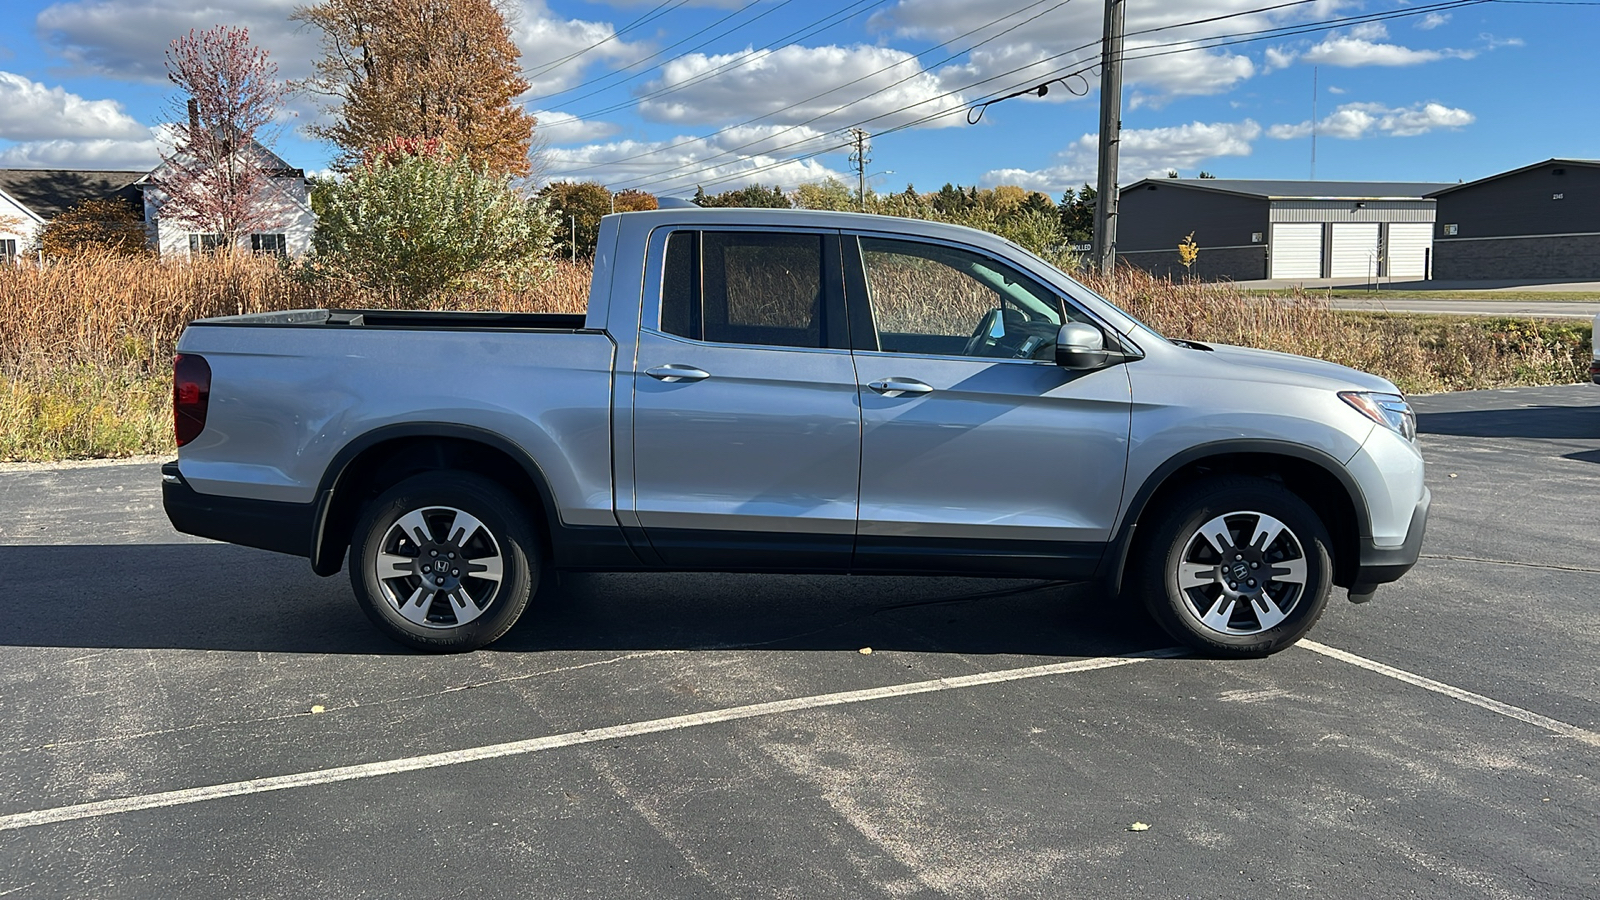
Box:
[308,151,556,307]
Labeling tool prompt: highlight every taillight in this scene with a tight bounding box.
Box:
[173,354,211,447]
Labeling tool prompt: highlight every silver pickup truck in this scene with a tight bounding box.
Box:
[164,208,1428,656]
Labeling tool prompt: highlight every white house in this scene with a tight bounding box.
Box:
[0,169,145,261]
[139,140,315,258]
[0,144,314,260]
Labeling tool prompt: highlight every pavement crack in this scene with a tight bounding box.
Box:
[10,649,682,756]
[1420,554,1600,575]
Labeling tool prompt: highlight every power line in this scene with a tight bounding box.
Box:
[565,0,890,123]
[614,0,1487,195]
[590,0,1084,187]
[522,0,690,82]
[583,0,1365,188]
[525,0,783,106]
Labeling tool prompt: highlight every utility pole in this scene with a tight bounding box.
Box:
[849,128,872,212]
[1091,0,1125,277]
[1310,66,1318,180]
[570,215,576,261]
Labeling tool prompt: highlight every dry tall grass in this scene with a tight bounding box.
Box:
[1083,270,1589,393]
[0,253,591,460]
[0,251,591,376]
[0,253,1589,461]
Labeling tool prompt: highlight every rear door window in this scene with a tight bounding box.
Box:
[659,231,828,349]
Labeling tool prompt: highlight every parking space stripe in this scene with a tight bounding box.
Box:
[1301,640,1600,747]
[0,648,1186,833]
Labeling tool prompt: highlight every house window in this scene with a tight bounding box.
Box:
[1443,224,1459,236]
[251,233,287,256]
[1250,232,1263,243]
[189,233,227,255]
[0,239,16,261]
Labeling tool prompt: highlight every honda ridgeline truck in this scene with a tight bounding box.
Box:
[164,208,1428,656]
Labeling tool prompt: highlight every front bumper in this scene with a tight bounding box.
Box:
[162,461,315,558]
[1589,359,1599,385]
[1347,486,1429,602]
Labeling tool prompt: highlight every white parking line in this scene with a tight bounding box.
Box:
[0,649,1186,833]
[1300,640,1600,748]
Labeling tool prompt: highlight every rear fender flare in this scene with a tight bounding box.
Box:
[309,423,560,576]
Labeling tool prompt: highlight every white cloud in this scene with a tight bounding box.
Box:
[541,130,846,196]
[1479,34,1526,50]
[0,135,162,169]
[1416,13,1451,30]
[981,120,1262,194]
[0,72,148,141]
[638,44,964,132]
[35,0,650,98]
[1263,46,1298,73]
[1328,85,1346,95]
[511,0,654,97]
[872,0,1334,106]
[1301,23,1475,67]
[531,110,622,144]
[36,0,314,82]
[1268,101,1474,140]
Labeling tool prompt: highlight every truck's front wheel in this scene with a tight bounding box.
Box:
[349,472,538,652]
[1130,476,1333,657]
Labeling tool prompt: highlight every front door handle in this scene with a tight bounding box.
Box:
[646,364,710,383]
[868,378,934,396]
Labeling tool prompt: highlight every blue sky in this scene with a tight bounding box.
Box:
[0,0,1593,198]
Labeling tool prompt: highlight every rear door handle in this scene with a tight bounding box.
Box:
[868,378,934,396]
[646,364,710,383]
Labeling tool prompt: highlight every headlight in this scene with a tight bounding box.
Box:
[1339,391,1416,442]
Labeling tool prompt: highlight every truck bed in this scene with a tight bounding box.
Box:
[190,308,591,331]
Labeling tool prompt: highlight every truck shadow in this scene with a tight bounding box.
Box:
[1416,403,1600,440]
[5,544,1166,658]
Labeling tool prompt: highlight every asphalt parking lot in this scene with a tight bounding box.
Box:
[2,384,1597,899]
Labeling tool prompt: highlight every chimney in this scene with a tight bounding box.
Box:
[188,99,198,132]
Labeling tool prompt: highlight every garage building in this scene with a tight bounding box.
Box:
[1116,179,1452,282]
[1427,158,1600,281]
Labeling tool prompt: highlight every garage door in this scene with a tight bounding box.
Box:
[1386,223,1433,280]
[1329,223,1380,278]
[1269,224,1322,279]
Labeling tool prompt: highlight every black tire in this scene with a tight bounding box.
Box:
[1129,476,1333,657]
[348,471,538,652]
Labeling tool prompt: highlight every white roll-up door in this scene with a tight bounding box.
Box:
[1330,223,1380,278]
[1386,224,1433,280]
[1269,223,1322,279]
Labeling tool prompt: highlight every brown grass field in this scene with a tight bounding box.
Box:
[0,253,1590,461]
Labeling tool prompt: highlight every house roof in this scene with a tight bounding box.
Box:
[1424,158,1600,197]
[0,169,147,221]
[1124,178,1454,201]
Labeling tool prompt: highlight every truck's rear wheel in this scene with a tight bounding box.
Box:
[1130,476,1332,657]
[349,471,538,652]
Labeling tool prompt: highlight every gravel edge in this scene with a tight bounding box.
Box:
[0,454,170,473]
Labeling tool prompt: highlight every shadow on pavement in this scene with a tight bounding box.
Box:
[8,543,1164,658]
[1417,404,1600,440]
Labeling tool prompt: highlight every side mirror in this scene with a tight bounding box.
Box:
[1055,322,1109,370]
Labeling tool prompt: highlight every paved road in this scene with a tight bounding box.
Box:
[1234,277,1600,293]
[1328,297,1600,319]
[2,384,1598,899]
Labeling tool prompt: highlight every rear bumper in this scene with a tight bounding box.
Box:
[1347,486,1429,601]
[162,461,315,559]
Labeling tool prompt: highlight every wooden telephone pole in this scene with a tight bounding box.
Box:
[1091,0,1125,277]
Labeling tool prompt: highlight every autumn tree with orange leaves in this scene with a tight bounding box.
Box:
[293,0,536,176]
